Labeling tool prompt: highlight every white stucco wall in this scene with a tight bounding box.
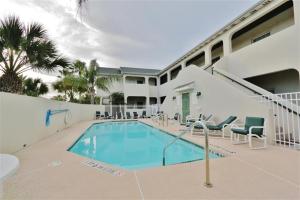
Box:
[160,66,273,141]
[216,26,300,80]
[0,92,105,154]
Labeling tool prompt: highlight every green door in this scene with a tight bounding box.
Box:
[182,93,190,124]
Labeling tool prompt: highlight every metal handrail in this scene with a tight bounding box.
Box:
[197,120,213,188]
[162,120,212,188]
[162,130,189,166]
[214,69,300,117]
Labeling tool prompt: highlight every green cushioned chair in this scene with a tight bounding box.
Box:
[193,116,237,137]
[231,117,267,149]
[126,112,131,119]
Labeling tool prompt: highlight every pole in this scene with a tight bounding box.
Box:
[198,121,213,187]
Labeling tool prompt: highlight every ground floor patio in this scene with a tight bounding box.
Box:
[2,119,300,199]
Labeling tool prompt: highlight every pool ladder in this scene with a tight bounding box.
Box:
[162,130,190,166]
[162,120,213,188]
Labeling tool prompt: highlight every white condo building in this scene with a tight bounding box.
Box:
[96,0,300,145]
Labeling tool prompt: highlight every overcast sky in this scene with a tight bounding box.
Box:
[0,0,258,81]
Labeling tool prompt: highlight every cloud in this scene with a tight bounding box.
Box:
[1,0,259,70]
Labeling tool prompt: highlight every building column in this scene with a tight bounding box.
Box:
[167,71,171,81]
[145,76,150,114]
[181,61,186,68]
[223,37,232,56]
[122,76,127,117]
[205,47,212,67]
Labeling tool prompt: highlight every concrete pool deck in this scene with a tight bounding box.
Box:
[2,119,300,199]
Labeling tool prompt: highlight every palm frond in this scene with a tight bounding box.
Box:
[0,15,23,50]
[26,22,46,41]
[95,77,110,92]
[78,0,88,7]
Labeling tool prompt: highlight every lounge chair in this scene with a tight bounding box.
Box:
[231,117,267,149]
[186,114,212,127]
[117,112,122,119]
[173,113,179,120]
[192,115,237,137]
[104,112,112,119]
[141,110,147,118]
[186,114,202,124]
[95,111,102,119]
[133,112,139,119]
[126,112,131,119]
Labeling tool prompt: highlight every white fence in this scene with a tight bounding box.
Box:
[252,92,300,149]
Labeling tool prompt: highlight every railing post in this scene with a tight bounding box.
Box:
[197,121,213,188]
[166,114,168,126]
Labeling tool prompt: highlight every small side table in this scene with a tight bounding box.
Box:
[0,154,19,198]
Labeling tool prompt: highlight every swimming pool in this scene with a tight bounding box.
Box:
[69,121,221,170]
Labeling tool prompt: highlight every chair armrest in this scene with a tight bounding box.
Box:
[205,120,216,125]
[222,123,232,129]
[222,119,239,129]
[194,120,215,126]
[230,124,244,129]
[249,126,265,135]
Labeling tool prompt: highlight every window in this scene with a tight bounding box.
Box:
[212,56,220,64]
[186,52,205,67]
[137,102,144,109]
[149,78,157,86]
[160,96,166,104]
[137,80,144,84]
[160,74,168,85]
[252,32,271,43]
[170,65,182,80]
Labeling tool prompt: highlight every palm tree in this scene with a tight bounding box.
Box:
[0,16,69,93]
[72,60,86,77]
[85,59,120,104]
[78,0,88,8]
[22,78,48,97]
[52,75,88,102]
[110,92,124,105]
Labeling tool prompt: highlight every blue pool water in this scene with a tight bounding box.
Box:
[69,121,220,170]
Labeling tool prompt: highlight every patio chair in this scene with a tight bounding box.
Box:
[95,111,102,119]
[141,110,147,118]
[192,115,237,138]
[230,117,267,149]
[104,112,112,119]
[186,114,212,127]
[186,114,202,124]
[173,113,179,120]
[126,112,131,119]
[133,112,139,119]
[117,112,122,119]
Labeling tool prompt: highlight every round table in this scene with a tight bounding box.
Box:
[0,154,19,198]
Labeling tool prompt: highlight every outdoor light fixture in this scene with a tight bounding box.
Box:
[172,96,176,100]
[196,92,202,97]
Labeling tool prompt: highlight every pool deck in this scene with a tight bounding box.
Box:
[2,119,300,199]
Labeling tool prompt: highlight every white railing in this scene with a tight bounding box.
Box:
[252,92,300,149]
[102,104,160,119]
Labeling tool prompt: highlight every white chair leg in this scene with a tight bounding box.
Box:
[248,135,252,148]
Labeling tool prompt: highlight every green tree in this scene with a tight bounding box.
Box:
[51,94,66,101]
[0,16,69,93]
[110,92,124,105]
[72,59,86,77]
[52,74,88,103]
[22,78,49,97]
[78,0,88,7]
[85,59,120,104]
